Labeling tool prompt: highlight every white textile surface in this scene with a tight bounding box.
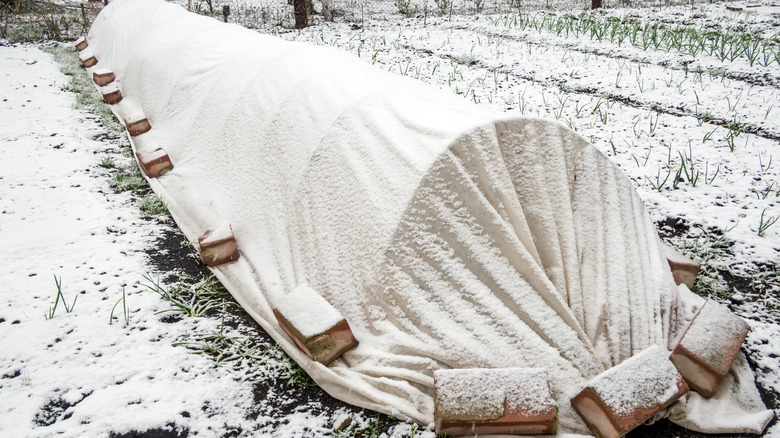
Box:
[86,0,772,434]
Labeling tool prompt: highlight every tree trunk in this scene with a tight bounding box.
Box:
[591,0,602,8]
[293,0,307,29]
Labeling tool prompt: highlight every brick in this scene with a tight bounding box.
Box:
[273,285,357,365]
[125,112,151,137]
[670,299,749,397]
[75,36,88,51]
[102,82,123,105]
[93,69,115,86]
[136,148,173,178]
[78,49,98,68]
[572,345,688,438]
[197,221,239,267]
[662,244,700,290]
[434,368,557,436]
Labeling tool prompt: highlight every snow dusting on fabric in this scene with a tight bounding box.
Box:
[76,0,773,434]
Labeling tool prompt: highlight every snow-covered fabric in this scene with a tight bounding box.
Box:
[85,0,772,434]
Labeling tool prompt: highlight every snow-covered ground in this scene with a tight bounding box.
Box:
[1,0,779,436]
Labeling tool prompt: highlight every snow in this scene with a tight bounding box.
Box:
[79,0,774,433]
[590,345,683,415]
[275,284,346,340]
[101,81,119,94]
[77,48,94,62]
[138,147,168,162]
[662,243,695,265]
[124,110,146,125]
[0,44,255,436]
[199,220,234,245]
[434,368,555,421]
[677,299,750,376]
[1,0,779,435]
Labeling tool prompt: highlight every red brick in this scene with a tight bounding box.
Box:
[93,69,115,86]
[79,51,98,68]
[434,368,557,436]
[136,149,173,178]
[102,88,123,105]
[662,244,700,290]
[572,345,688,438]
[274,311,357,365]
[75,36,88,51]
[670,299,749,397]
[197,222,239,267]
[273,285,357,365]
[125,113,151,137]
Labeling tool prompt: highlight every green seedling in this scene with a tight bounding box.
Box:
[110,286,130,326]
[758,208,778,237]
[45,275,78,320]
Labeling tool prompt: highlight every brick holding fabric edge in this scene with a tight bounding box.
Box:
[434,367,557,436]
[197,221,239,267]
[273,285,357,365]
[571,345,688,438]
[670,299,750,397]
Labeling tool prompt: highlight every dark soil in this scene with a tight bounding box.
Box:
[109,426,189,438]
[146,229,212,283]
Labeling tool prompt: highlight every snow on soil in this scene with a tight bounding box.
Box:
[0,43,249,437]
[1,0,779,435]
[0,44,360,437]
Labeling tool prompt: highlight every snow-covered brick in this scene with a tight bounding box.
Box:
[571,345,688,438]
[92,68,115,86]
[74,36,88,51]
[101,82,122,104]
[670,299,749,397]
[78,49,97,68]
[124,112,151,137]
[136,148,173,178]
[331,413,352,431]
[197,221,239,267]
[662,244,700,290]
[434,368,557,436]
[273,285,357,365]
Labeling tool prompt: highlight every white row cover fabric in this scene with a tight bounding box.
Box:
[85,0,772,434]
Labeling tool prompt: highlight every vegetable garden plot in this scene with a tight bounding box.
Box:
[84,0,774,434]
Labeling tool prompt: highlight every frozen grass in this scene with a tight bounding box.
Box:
[138,193,171,220]
[142,273,230,317]
[40,44,124,134]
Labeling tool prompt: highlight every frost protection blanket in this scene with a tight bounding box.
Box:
[85,0,772,434]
